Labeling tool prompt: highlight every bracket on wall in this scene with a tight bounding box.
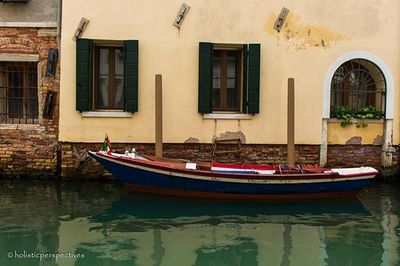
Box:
[73,17,89,40]
[46,48,58,76]
[173,3,190,29]
[43,91,57,119]
[273,7,289,33]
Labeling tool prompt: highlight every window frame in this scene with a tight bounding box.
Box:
[92,41,125,111]
[198,42,260,115]
[212,47,243,113]
[0,61,39,124]
[330,59,386,116]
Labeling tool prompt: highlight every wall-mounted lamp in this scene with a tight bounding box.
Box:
[173,3,190,29]
[273,7,289,33]
[73,17,89,40]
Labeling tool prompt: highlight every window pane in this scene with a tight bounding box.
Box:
[212,53,221,109]
[0,62,37,124]
[226,53,238,109]
[97,48,109,108]
[0,66,5,123]
[330,59,386,116]
[8,67,23,119]
[114,48,124,109]
[27,65,38,119]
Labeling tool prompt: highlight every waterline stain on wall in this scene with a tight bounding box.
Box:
[265,11,348,50]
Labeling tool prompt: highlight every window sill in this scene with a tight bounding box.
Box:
[203,113,254,120]
[81,111,132,118]
[0,124,44,130]
[328,118,384,124]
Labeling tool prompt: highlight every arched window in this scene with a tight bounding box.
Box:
[330,59,386,116]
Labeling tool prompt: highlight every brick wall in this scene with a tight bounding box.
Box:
[0,27,59,178]
[327,145,382,168]
[60,142,321,178]
[60,142,393,179]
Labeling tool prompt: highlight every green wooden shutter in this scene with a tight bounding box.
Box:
[76,38,92,111]
[124,40,139,112]
[246,44,260,114]
[198,42,213,114]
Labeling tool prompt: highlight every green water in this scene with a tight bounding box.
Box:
[0,180,399,266]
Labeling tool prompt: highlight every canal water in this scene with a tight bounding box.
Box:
[0,180,399,266]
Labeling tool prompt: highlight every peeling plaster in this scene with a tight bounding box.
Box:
[373,135,383,145]
[265,11,348,50]
[214,131,246,144]
[345,136,362,145]
[184,137,200,144]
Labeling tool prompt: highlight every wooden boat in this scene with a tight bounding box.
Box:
[88,151,378,200]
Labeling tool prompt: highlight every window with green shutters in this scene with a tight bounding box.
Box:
[198,42,260,114]
[76,39,138,112]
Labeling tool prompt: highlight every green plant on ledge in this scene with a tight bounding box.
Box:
[331,105,383,128]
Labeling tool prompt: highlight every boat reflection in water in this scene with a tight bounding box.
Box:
[0,181,398,266]
[65,194,392,265]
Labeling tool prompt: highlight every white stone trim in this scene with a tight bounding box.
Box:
[81,111,132,118]
[328,118,384,124]
[0,53,39,62]
[38,28,57,37]
[203,113,254,120]
[320,118,328,166]
[322,50,394,119]
[382,119,394,167]
[0,124,45,130]
[0,22,57,28]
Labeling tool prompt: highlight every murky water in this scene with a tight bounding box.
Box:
[0,179,399,266]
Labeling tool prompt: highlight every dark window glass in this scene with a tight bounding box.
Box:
[330,59,386,115]
[212,50,241,112]
[94,46,124,110]
[0,62,38,124]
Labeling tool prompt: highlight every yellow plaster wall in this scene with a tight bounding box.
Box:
[327,121,384,145]
[59,0,400,144]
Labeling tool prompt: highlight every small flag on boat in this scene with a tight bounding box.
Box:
[102,134,112,155]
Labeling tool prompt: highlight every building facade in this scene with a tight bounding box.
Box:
[0,0,60,177]
[58,0,399,177]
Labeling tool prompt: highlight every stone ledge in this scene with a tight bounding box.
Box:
[0,22,57,28]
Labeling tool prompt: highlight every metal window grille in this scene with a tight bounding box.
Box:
[330,59,386,115]
[0,62,38,124]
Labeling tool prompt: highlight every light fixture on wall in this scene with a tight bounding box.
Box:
[73,17,89,40]
[273,7,289,33]
[173,3,190,29]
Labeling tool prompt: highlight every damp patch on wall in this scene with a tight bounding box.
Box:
[265,11,348,50]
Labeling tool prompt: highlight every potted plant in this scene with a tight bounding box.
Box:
[331,105,383,127]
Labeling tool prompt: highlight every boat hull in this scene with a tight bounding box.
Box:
[89,151,376,200]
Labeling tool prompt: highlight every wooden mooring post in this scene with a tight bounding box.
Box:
[155,74,163,158]
[287,78,295,166]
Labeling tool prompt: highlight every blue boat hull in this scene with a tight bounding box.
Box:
[90,152,373,199]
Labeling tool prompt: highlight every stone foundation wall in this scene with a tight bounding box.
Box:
[60,142,356,179]
[12,138,398,179]
[0,27,59,178]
